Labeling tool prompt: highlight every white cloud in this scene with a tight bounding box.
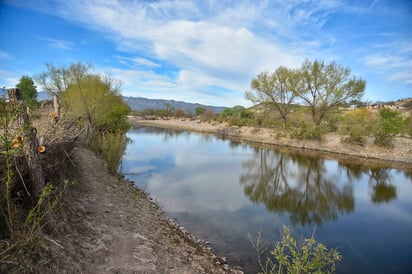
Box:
[388,72,412,84]
[363,41,412,85]
[42,0,304,104]
[37,36,76,50]
[0,70,20,88]
[5,0,411,104]
[115,56,160,68]
[0,51,13,61]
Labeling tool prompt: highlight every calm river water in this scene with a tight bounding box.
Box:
[122,126,412,274]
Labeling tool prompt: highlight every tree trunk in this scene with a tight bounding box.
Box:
[7,88,22,102]
[52,95,60,123]
[25,127,45,198]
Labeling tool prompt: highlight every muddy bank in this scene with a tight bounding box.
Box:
[45,147,243,273]
[129,117,412,170]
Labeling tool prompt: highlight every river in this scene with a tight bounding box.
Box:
[122,126,412,274]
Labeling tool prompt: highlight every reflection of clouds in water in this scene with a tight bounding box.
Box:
[148,166,251,214]
[141,138,254,214]
[381,205,412,222]
[126,165,156,174]
[123,145,169,161]
[394,172,412,198]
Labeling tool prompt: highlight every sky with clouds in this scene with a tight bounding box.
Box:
[0,0,411,106]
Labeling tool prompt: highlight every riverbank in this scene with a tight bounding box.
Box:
[44,146,243,273]
[129,116,412,170]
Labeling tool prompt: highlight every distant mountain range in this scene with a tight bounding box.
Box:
[122,96,227,114]
[1,90,227,113]
[0,90,53,101]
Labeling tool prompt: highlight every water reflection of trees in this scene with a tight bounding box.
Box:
[339,161,398,204]
[135,126,191,141]
[240,148,354,226]
[368,168,397,204]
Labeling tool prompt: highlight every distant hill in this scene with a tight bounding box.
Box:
[122,96,227,114]
[37,91,53,101]
[0,89,52,101]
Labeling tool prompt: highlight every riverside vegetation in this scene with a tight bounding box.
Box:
[0,63,131,272]
[134,60,412,150]
[1,60,410,273]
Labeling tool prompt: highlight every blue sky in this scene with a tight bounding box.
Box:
[0,0,411,107]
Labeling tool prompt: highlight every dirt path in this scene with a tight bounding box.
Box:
[47,147,242,273]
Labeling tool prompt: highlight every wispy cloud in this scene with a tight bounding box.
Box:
[0,51,13,61]
[47,0,305,103]
[2,0,411,104]
[37,36,76,50]
[364,40,412,85]
[115,56,160,68]
[0,69,20,88]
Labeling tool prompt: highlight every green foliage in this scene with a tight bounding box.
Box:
[246,59,366,128]
[61,73,130,143]
[221,105,245,118]
[374,109,405,147]
[16,76,38,107]
[97,132,129,175]
[340,109,377,145]
[378,109,405,136]
[295,59,365,126]
[290,122,323,140]
[220,106,256,127]
[252,226,342,274]
[195,106,206,116]
[246,67,299,128]
[35,62,92,97]
[96,94,130,133]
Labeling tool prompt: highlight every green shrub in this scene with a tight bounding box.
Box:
[290,122,323,140]
[374,109,405,147]
[340,108,377,145]
[252,226,342,274]
[97,132,129,174]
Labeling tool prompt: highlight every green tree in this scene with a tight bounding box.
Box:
[297,59,366,126]
[35,62,92,121]
[374,109,405,147]
[246,67,299,128]
[195,106,206,116]
[221,105,246,118]
[16,76,37,106]
[36,62,91,97]
[61,74,130,144]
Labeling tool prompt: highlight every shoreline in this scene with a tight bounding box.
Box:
[129,116,412,170]
[44,146,243,273]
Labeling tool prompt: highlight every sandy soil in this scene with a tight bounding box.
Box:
[43,146,243,273]
[130,117,412,170]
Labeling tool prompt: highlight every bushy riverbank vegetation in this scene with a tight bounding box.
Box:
[133,101,411,148]
[133,60,411,149]
[0,62,130,272]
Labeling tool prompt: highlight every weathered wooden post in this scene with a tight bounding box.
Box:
[13,88,46,199]
[24,127,45,199]
[52,95,60,123]
[7,88,22,102]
